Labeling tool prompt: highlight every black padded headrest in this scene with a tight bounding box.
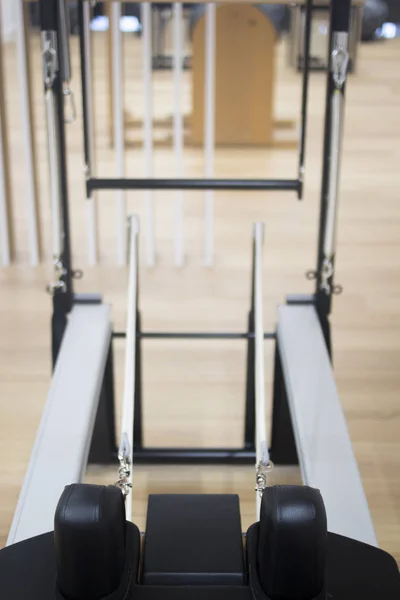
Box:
[54,484,126,600]
[256,485,327,600]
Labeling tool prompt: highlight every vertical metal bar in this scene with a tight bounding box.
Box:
[0,118,10,266]
[142,3,156,267]
[244,310,256,448]
[315,0,351,324]
[0,2,14,265]
[204,3,216,266]
[80,0,98,265]
[45,88,63,260]
[270,341,299,465]
[298,0,312,199]
[111,1,126,265]
[173,3,184,267]
[57,0,71,83]
[134,310,143,449]
[40,0,74,359]
[16,0,40,265]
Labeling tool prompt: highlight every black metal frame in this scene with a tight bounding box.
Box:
[40,0,352,466]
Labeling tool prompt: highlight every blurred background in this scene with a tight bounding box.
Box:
[0,0,399,563]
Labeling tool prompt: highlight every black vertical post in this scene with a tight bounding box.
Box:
[89,341,118,463]
[298,0,312,200]
[243,236,256,451]
[78,0,91,175]
[315,0,351,353]
[40,0,74,366]
[134,311,143,450]
[270,342,298,465]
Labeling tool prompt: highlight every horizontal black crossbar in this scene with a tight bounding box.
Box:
[133,447,256,464]
[113,331,276,340]
[87,177,300,193]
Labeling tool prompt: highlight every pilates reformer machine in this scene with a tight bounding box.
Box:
[0,0,399,598]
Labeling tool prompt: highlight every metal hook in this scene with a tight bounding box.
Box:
[64,86,77,124]
[72,269,84,280]
[305,269,317,281]
[255,460,274,497]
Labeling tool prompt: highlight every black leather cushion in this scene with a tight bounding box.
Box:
[54,484,128,600]
[255,485,327,600]
[142,495,245,586]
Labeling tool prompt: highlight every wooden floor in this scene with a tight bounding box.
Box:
[0,31,399,564]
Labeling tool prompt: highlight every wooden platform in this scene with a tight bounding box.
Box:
[0,33,398,565]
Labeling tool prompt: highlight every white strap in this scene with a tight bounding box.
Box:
[119,215,140,520]
[254,223,270,518]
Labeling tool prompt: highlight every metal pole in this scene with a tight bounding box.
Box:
[0,119,10,266]
[315,0,351,321]
[298,0,312,198]
[79,0,98,265]
[16,0,40,265]
[40,0,74,363]
[45,87,63,260]
[111,1,127,265]
[253,223,271,518]
[142,3,156,267]
[173,3,184,267]
[204,3,216,266]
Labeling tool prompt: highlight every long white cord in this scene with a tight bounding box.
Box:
[120,215,139,521]
[254,222,270,518]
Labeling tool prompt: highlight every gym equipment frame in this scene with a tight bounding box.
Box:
[3,0,390,563]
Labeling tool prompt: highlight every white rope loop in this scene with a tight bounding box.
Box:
[253,222,272,517]
[118,215,140,520]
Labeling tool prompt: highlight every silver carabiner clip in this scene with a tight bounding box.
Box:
[63,85,77,124]
[331,33,349,89]
[255,460,274,497]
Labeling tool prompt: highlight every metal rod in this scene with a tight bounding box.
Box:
[0,116,10,266]
[204,3,216,266]
[45,87,62,260]
[111,1,126,265]
[57,0,71,83]
[173,3,184,267]
[80,0,98,265]
[254,222,269,518]
[16,0,40,265]
[112,331,276,340]
[88,177,300,192]
[142,3,156,267]
[298,0,312,198]
[120,216,139,520]
[133,447,256,465]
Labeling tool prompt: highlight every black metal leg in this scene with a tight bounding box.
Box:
[244,311,256,451]
[270,342,299,465]
[51,300,67,368]
[88,341,118,464]
[316,303,332,360]
[133,311,143,450]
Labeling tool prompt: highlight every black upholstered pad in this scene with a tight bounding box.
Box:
[142,495,245,586]
[55,484,127,600]
[257,485,327,599]
[0,521,141,600]
[247,523,400,600]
